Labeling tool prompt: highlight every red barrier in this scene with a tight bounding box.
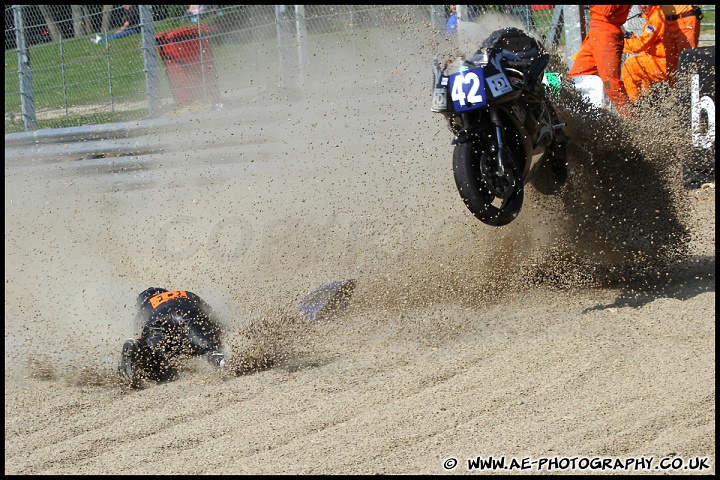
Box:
[155,25,220,105]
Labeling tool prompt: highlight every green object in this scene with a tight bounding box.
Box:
[543,72,562,97]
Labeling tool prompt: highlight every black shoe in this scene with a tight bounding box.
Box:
[118,338,141,386]
[206,351,226,369]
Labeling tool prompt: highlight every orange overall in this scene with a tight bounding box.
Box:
[661,5,701,86]
[568,5,632,112]
[622,5,667,102]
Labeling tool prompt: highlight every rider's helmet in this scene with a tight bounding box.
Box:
[136,287,168,310]
[480,27,542,64]
[479,27,549,89]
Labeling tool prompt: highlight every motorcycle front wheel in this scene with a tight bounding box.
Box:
[453,140,524,227]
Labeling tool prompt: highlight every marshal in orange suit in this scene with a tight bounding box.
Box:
[568,5,632,113]
[661,5,702,86]
[622,5,667,102]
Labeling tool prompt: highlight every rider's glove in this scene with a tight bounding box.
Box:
[624,30,633,39]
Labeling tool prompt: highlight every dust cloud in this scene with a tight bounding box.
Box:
[5,8,697,383]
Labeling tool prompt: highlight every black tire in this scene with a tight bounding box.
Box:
[453,140,524,227]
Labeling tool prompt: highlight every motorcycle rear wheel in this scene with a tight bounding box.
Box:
[453,140,524,227]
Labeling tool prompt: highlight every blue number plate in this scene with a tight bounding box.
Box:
[448,67,488,112]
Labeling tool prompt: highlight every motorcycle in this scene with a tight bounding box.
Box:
[431,27,568,227]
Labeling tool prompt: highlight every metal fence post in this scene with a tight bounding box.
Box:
[456,5,469,50]
[13,5,36,131]
[563,5,585,70]
[275,5,293,89]
[430,5,446,33]
[139,5,160,117]
[295,5,307,88]
[546,6,564,49]
[59,35,68,116]
[103,35,113,112]
[197,17,208,103]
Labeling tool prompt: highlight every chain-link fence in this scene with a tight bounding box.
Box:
[5,5,716,134]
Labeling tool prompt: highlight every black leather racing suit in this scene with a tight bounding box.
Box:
[135,289,224,380]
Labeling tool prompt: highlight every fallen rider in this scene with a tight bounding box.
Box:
[118,287,227,388]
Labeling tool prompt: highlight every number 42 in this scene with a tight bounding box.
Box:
[451,72,484,106]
